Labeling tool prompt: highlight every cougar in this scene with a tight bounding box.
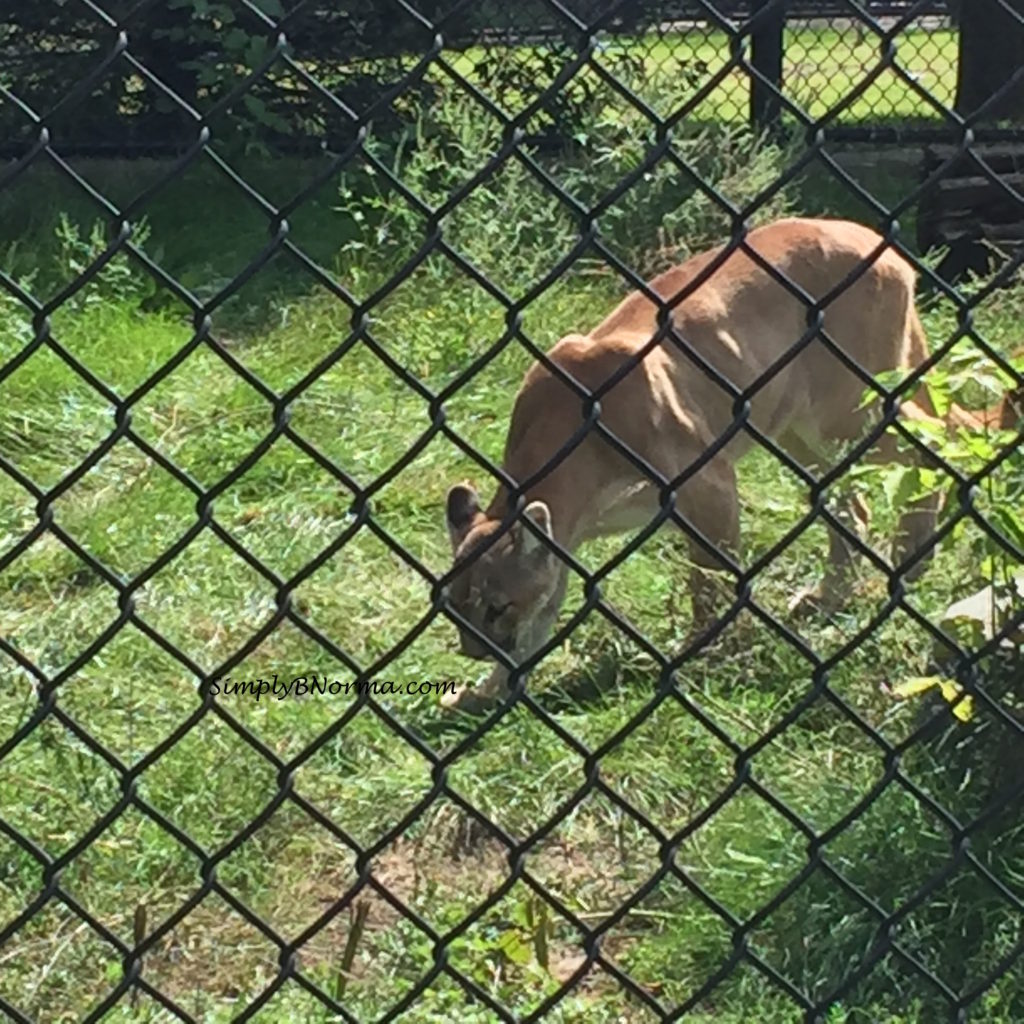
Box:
[440,218,981,712]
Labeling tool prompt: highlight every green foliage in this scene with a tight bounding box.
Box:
[337,86,798,285]
[162,0,292,144]
[866,341,1023,594]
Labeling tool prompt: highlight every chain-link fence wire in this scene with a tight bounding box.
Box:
[0,0,1022,1020]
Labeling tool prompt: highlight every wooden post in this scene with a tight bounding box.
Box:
[750,0,786,130]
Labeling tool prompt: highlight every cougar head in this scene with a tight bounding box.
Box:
[443,482,561,660]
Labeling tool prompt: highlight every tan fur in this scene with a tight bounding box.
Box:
[441,218,1011,712]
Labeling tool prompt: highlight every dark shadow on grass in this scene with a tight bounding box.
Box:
[532,652,636,714]
[412,653,640,740]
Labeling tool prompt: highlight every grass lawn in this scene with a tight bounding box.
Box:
[0,52,1021,1024]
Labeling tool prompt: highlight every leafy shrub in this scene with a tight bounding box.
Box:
[866,340,1023,595]
[335,85,798,287]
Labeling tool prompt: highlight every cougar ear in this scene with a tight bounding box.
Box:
[516,500,553,556]
[446,483,481,547]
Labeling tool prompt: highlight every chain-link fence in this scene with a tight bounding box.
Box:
[1,0,1023,1022]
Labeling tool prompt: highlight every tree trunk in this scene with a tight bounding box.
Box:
[955,0,1024,121]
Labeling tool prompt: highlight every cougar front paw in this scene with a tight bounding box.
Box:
[440,666,511,714]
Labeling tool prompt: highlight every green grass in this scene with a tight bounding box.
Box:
[0,72,1022,1024]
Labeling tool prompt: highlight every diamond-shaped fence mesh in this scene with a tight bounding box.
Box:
[782,5,955,130]
[1,0,1022,1021]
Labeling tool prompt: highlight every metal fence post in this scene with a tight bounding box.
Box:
[750,0,786,130]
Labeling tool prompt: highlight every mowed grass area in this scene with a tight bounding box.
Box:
[0,90,1021,1024]
[451,25,957,128]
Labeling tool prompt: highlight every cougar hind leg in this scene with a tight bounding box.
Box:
[663,450,742,637]
[783,408,943,612]
[780,429,871,615]
[887,307,944,579]
[862,423,943,582]
[805,301,942,599]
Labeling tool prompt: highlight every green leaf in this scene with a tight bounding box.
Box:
[893,465,924,507]
[224,27,249,52]
[875,369,907,391]
[962,432,998,462]
[247,35,268,63]
[917,467,939,493]
[990,505,1024,550]
[879,466,899,505]
[496,930,533,966]
[891,676,974,722]
[903,415,946,442]
[243,94,268,120]
[724,845,767,867]
[532,899,550,971]
[891,676,944,698]
[926,379,951,417]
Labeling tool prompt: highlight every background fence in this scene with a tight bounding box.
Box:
[0,0,977,156]
[0,1,1022,1023]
